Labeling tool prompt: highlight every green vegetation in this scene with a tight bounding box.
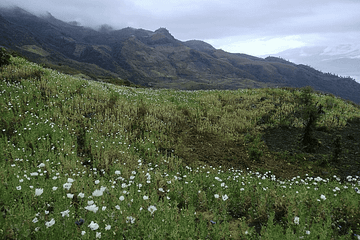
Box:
[0,47,11,67]
[1,54,360,239]
[21,45,50,57]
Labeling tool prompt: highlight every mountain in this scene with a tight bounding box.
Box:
[274,45,360,84]
[1,6,360,104]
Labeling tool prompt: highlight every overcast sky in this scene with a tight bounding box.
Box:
[1,0,360,56]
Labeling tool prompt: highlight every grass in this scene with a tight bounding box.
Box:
[1,55,360,239]
[20,45,50,57]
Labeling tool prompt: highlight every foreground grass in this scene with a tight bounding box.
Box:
[1,56,360,239]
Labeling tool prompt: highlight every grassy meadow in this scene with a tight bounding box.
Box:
[1,53,360,239]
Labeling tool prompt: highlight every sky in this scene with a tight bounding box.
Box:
[1,0,360,57]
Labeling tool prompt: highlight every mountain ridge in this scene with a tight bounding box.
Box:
[1,6,360,104]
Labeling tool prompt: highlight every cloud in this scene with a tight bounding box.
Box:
[0,0,143,29]
[207,35,309,56]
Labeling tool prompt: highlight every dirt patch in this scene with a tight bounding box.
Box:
[174,128,250,172]
[172,126,316,182]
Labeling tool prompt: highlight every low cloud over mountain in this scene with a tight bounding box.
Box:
[275,44,360,84]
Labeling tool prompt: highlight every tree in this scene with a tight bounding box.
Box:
[298,86,324,153]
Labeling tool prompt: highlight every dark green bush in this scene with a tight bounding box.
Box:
[245,134,264,162]
[0,47,11,67]
[297,86,324,152]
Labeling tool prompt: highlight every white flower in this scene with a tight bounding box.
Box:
[32,217,39,223]
[16,186,21,190]
[78,192,85,198]
[115,170,121,175]
[119,196,125,201]
[30,172,39,176]
[45,218,55,228]
[88,221,99,231]
[67,193,74,199]
[92,189,104,197]
[85,204,99,213]
[67,178,75,183]
[294,216,300,225]
[214,194,219,199]
[81,231,86,235]
[61,209,70,217]
[95,180,100,185]
[320,194,326,200]
[126,216,136,224]
[102,206,107,211]
[37,163,45,168]
[222,194,228,201]
[105,224,111,230]
[63,182,72,190]
[35,188,43,196]
[143,195,149,200]
[96,232,101,238]
[52,186,58,191]
[115,205,120,210]
[148,205,157,214]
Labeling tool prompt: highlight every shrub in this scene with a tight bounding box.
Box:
[245,134,264,162]
[0,47,11,67]
[297,86,325,152]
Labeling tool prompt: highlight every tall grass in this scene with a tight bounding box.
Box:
[1,55,360,239]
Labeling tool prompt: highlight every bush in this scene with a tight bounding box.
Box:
[0,47,11,67]
[297,86,325,152]
[245,134,264,162]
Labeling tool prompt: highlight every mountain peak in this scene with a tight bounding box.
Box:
[155,27,169,33]
[184,40,216,51]
[154,27,174,39]
[41,11,58,21]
